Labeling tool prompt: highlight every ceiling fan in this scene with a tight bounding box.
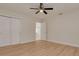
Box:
[30,3,53,14]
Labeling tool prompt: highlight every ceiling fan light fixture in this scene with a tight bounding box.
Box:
[30,3,53,14]
[40,9,43,12]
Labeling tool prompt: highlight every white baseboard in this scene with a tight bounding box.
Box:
[0,43,11,47]
[0,40,35,47]
[1,39,79,48]
[46,40,79,48]
[20,40,35,44]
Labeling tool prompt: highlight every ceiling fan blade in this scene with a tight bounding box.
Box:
[44,8,53,10]
[43,11,47,14]
[30,8,38,10]
[35,11,40,14]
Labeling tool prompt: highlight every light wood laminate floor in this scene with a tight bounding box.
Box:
[0,40,79,56]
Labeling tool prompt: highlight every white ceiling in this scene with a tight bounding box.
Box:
[0,3,79,19]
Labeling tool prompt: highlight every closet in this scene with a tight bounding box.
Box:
[0,16,21,47]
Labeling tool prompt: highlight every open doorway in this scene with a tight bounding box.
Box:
[36,22,41,40]
[35,22,46,40]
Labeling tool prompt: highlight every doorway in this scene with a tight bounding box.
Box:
[35,22,46,40]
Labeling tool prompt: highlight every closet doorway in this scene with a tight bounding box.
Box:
[0,16,21,46]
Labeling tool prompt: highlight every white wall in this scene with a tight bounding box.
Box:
[20,17,35,43]
[46,11,79,47]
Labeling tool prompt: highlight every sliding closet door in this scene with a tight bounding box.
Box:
[0,16,11,46]
[0,16,21,46]
[11,19,21,45]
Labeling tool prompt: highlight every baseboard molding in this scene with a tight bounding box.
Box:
[46,40,79,48]
[1,39,79,48]
[0,43,12,47]
[0,40,35,47]
[20,40,35,44]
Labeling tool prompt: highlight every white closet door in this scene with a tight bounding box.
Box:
[0,16,21,46]
[11,19,21,44]
[0,17,10,46]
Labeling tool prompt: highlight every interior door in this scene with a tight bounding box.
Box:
[11,19,21,45]
[0,16,21,46]
[0,16,10,46]
[36,22,47,40]
[36,22,41,40]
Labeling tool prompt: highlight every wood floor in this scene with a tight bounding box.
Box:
[0,40,79,56]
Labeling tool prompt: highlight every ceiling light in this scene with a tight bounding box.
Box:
[40,10,43,12]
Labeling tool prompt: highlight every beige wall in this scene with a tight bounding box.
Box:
[46,11,79,47]
[20,17,35,43]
